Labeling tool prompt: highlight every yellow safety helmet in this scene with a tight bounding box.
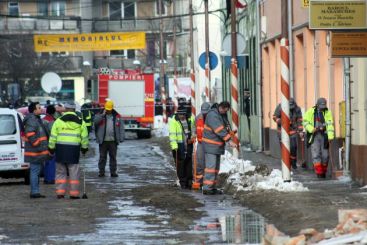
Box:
[105,100,114,111]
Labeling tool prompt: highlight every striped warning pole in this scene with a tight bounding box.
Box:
[231,58,239,158]
[280,38,291,182]
[230,0,239,158]
[190,69,196,116]
[189,0,196,116]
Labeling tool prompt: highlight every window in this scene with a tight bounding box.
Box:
[127,50,135,59]
[123,2,135,19]
[51,1,65,16]
[0,115,16,136]
[38,0,48,16]
[109,1,135,20]
[110,49,135,59]
[8,2,19,16]
[155,0,167,16]
[109,1,121,20]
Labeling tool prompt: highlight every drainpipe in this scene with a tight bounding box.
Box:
[256,0,263,151]
[287,0,294,97]
[343,58,351,176]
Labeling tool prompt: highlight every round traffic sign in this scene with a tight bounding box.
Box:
[198,51,218,70]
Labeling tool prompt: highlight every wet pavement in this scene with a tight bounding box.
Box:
[43,134,265,244]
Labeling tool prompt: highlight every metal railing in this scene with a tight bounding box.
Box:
[0,16,81,33]
[93,18,181,33]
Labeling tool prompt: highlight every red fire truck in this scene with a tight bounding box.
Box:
[98,72,154,138]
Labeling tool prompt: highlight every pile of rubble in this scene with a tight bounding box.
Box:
[264,209,367,244]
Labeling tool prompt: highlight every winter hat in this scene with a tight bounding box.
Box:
[316,97,327,109]
[201,102,211,114]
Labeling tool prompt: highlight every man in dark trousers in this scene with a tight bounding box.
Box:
[202,101,237,195]
[24,102,50,198]
[169,105,195,189]
[94,100,125,177]
[272,98,304,170]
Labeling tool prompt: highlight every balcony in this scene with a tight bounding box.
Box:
[93,18,182,33]
[0,16,81,34]
[0,56,83,77]
[93,56,176,71]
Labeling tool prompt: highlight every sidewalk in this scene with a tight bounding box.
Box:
[230,148,367,236]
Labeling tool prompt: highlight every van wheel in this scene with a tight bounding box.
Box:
[24,170,30,185]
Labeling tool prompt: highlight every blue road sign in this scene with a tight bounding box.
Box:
[198,51,218,70]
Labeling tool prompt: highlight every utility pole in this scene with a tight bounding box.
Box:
[230,0,240,158]
[173,0,178,111]
[159,0,167,123]
[280,0,291,182]
[204,0,210,101]
[189,0,196,116]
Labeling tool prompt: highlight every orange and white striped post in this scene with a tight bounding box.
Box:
[190,69,196,116]
[280,38,291,181]
[231,58,239,158]
[189,0,196,116]
[231,0,239,158]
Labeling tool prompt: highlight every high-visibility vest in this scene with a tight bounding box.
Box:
[195,114,205,143]
[303,107,334,141]
[48,112,89,150]
[169,114,195,150]
[83,110,92,127]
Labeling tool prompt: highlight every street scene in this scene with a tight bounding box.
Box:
[1,0,367,244]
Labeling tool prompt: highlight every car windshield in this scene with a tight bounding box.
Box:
[0,115,16,135]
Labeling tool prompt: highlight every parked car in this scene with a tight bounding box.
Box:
[0,108,29,184]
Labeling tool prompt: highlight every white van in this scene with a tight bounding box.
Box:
[0,108,29,184]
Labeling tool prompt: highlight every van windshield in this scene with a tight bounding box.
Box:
[0,115,16,135]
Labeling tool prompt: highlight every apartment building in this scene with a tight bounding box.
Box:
[0,0,190,104]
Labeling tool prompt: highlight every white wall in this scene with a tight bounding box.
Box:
[193,0,223,108]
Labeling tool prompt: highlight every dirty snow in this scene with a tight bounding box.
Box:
[153,116,169,137]
[220,151,308,192]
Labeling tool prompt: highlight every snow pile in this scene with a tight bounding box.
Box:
[152,116,169,137]
[220,150,308,192]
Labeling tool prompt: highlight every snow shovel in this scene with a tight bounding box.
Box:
[81,153,88,199]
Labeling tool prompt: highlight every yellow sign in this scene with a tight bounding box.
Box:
[310,1,367,29]
[331,32,367,57]
[34,32,146,52]
[302,0,309,8]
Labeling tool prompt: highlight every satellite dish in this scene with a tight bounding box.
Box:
[41,72,62,93]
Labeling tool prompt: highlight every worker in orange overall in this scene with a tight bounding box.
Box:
[191,102,211,190]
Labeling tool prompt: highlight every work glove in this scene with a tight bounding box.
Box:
[81,148,88,155]
[48,147,55,155]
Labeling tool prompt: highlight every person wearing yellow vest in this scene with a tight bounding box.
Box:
[48,102,89,199]
[303,98,335,178]
[169,105,195,189]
